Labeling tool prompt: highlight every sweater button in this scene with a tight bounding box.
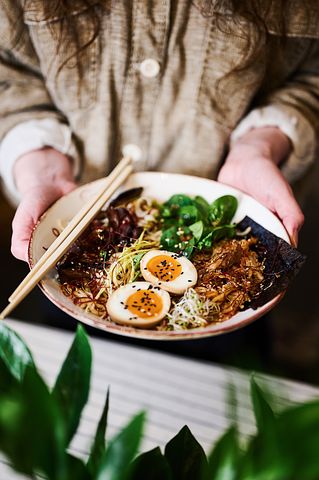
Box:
[139,58,160,78]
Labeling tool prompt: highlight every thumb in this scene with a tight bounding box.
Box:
[59,179,77,196]
[280,214,303,248]
[272,191,304,247]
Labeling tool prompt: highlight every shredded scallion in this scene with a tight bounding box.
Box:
[106,231,160,291]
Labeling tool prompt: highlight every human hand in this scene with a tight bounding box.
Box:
[12,148,77,261]
[218,127,304,246]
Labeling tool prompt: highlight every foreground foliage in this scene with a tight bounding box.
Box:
[1,323,319,479]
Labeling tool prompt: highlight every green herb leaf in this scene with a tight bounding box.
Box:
[189,221,204,241]
[207,426,241,480]
[161,205,173,218]
[211,225,236,243]
[130,447,172,480]
[87,389,109,476]
[165,194,194,210]
[0,323,35,382]
[161,226,179,251]
[97,412,145,480]
[0,367,65,479]
[197,231,213,250]
[209,195,238,226]
[52,325,92,446]
[197,225,235,251]
[194,196,210,217]
[162,217,184,230]
[132,252,147,280]
[164,425,209,480]
[179,205,200,225]
[183,236,196,258]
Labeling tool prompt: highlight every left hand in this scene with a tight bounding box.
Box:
[218,127,304,246]
[11,148,77,261]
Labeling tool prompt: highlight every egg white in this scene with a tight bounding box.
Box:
[140,249,198,294]
[107,281,171,328]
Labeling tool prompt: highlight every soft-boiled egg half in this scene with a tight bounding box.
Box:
[107,281,171,328]
[140,250,197,294]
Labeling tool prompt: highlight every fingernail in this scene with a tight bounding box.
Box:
[290,229,298,248]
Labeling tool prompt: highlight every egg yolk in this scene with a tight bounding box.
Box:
[146,255,182,282]
[126,289,163,318]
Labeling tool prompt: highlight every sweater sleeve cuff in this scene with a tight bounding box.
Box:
[230,105,317,183]
[0,118,80,204]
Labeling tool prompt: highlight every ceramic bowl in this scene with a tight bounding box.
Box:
[29,172,289,340]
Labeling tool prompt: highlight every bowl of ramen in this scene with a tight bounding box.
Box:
[28,172,305,340]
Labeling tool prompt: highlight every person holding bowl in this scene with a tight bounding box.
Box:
[0,0,318,260]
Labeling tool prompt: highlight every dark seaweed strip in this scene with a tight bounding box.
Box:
[237,216,306,309]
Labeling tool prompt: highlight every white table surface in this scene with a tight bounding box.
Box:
[1,319,319,479]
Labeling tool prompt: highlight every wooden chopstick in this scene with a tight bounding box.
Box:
[8,156,131,304]
[0,157,133,320]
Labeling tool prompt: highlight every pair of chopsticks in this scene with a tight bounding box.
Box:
[0,156,133,320]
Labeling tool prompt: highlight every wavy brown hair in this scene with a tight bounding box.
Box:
[22,0,315,86]
[27,0,105,78]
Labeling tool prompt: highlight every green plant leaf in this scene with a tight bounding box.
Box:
[87,388,109,476]
[52,325,92,446]
[164,425,209,480]
[0,323,35,382]
[130,447,172,480]
[0,367,66,479]
[250,377,275,433]
[0,359,18,395]
[273,401,319,479]
[237,379,279,480]
[207,426,241,480]
[97,412,145,480]
[66,454,92,480]
[239,399,319,480]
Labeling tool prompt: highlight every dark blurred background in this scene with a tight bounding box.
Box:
[1,167,319,385]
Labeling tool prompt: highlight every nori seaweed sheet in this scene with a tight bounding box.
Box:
[236,216,306,310]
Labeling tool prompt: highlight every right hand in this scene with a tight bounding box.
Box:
[12,147,77,261]
[218,127,304,247]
